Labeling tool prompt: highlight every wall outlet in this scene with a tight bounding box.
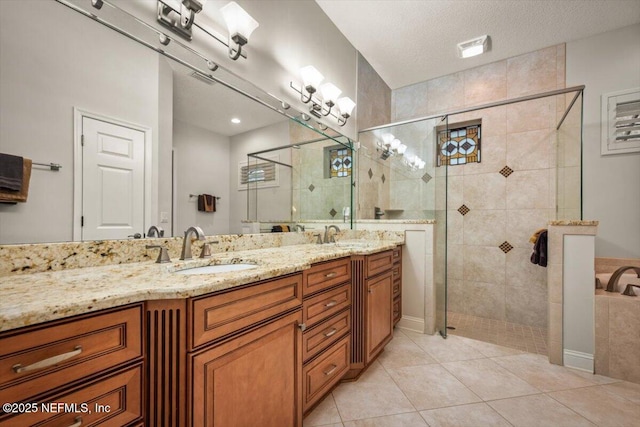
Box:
[160,211,169,223]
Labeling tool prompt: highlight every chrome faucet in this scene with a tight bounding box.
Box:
[294,224,305,232]
[324,225,340,244]
[606,266,640,292]
[147,225,164,238]
[180,226,205,260]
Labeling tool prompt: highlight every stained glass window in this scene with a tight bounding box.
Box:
[437,121,481,166]
[329,148,352,178]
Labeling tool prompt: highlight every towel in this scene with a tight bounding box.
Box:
[197,194,216,212]
[0,153,24,191]
[530,230,548,267]
[0,158,32,204]
[529,228,546,244]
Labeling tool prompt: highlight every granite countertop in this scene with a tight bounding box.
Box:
[0,240,399,332]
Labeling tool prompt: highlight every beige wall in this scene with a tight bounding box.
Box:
[566,24,640,259]
[390,45,567,328]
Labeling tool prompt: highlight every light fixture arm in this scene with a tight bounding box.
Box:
[337,114,349,127]
[321,101,334,117]
[228,33,247,60]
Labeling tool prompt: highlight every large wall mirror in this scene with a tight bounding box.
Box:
[0,0,353,244]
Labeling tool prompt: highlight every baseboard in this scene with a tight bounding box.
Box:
[563,349,594,372]
[397,315,424,333]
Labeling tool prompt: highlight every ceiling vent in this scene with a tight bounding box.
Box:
[190,71,216,85]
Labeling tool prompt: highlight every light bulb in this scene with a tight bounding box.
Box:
[336,97,356,117]
[300,66,324,91]
[319,83,342,104]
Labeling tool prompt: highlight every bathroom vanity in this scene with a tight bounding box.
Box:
[0,240,401,426]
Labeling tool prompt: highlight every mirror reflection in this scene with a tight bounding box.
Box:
[0,0,352,244]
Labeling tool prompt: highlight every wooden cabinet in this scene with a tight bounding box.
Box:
[190,274,303,348]
[2,364,143,427]
[365,271,393,363]
[346,248,398,379]
[392,246,403,326]
[301,258,351,414]
[186,273,304,427]
[190,311,303,427]
[0,304,143,425]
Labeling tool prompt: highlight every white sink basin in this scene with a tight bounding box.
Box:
[174,263,257,275]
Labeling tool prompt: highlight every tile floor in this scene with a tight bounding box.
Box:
[303,328,640,427]
[447,311,548,355]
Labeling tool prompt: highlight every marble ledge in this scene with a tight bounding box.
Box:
[0,240,400,333]
[548,220,599,226]
[595,289,640,302]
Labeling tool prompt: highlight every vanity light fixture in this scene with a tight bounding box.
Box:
[157,0,207,40]
[405,155,426,171]
[377,133,407,160]
[157,0,258,61]
[220,1,259,60]
[291,66,356,126]
[457,35,489,58]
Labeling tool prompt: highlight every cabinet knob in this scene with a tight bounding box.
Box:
[297,323,307,332]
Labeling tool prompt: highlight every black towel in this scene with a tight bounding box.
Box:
[0,153,24,191]
[197,194,216,212]
[530,230,548,267]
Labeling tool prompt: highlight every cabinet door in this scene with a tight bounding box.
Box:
[365,271,393,363]
[190,311,303,427]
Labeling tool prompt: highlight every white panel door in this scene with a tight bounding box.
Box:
[82,117,145,240]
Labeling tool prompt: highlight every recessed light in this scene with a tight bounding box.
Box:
[231,118,241,124]
[457,35,489,58]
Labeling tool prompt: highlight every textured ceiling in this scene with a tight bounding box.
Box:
[315,0,640,89]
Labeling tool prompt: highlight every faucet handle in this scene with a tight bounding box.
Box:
[146,245,171,263]
[622,284,640,296]
[313,233,323,244]
[199,240,219,258]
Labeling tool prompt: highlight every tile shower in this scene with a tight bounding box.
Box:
[357,44,584,346]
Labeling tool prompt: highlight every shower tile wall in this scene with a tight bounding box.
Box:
[290,123,351,221]
[392,45,567,329]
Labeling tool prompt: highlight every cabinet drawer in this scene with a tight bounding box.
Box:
[303,335,350,412]
[393,246,402,261]
[392,263,401,282]
[366,250,393,277]
[0,305,142,405]
[1,364,142,427]
[393,280,401,298]
[303,283,350,328]
[393,296,401,325]
[303,258,351,296]
[302,309,350,363]
[191,273,303,348]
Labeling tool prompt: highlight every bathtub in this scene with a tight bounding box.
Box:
[595,272,640,293]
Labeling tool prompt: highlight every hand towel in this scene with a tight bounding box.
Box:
[0,153,24,191]
[0,158,31,204]
[528,228,547,244]
[530,229,548,267]
[197,194,216,212]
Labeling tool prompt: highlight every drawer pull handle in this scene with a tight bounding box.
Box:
[12,345,82,374]
[324,364,338,376]
[67,417,83,427]
[324,300,338,308]
[325,272,338,278]
[323,328,338,337]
